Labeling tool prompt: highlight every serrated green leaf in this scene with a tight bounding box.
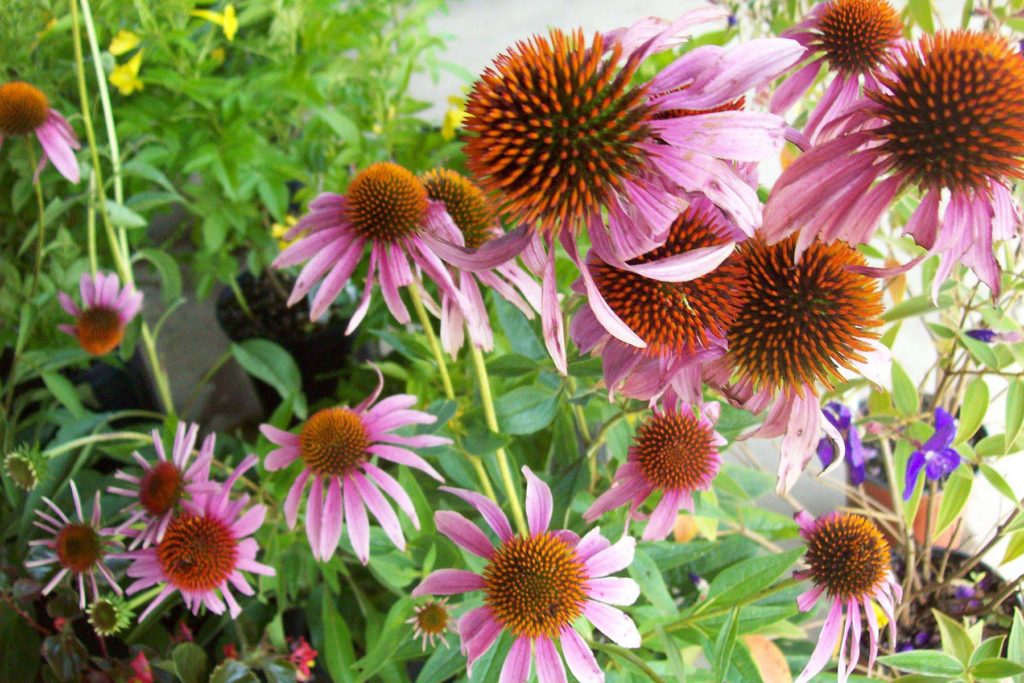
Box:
[955,378,988,445]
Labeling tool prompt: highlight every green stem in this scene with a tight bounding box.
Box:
[407,281,454,399]
[468,343,528,537]
[127,585,163,611]
[43,431,152,458]
[86,174,98,275]
[69,0,175,415]
[25,140,47,300]
[407,280,496,502]
[588,641,666,683]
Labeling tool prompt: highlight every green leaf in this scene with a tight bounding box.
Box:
[892,362,919,416]
[494,384,559,435]
[1007,380,1024,451]
[934,469,971,538]
[1002,530,1024,566]
[971,659,1024,679]
[209,661,259,683]
[933,610,975,666]
[172,642,209,683]
[954,378,988,445]
[960,333,1001,369]
[321,593,356,683]
[230,339,305,417]
[628,549,676,616]
[105,200,147,228]
[908,0,935,32]
[882,293,951,322]
[879,650,964,675]
[416,642,464,683]
[706,547,802,605]
[135,248,183,304]
[1008,609,1024,683]
[712,607,740,683]
[970,637,1006,668]
[41,372,86,418]
[980,465,1018,506]
[354,598,413,682]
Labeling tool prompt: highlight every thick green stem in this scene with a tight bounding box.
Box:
[69,0,175,415]
[26,141,47,300]
[407,281,454,398]
[468,343,528,537]
[407,281,496,502]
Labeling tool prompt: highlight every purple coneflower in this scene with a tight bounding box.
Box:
[27,481,121,608]
[124,456,274,621]
[424,11,804,372]
[794,510,901,683]
[569,196,748,403]
[0,81,81,182]
[407,598,456,650]
[272,161,466,326]
[260,366,448,563]
[771,0,902,142]
[413,467,641,683]
[108,422,215,548]
[765,30,1024,299]
[58,271,143,356]
[420,168,540,356]
[706,234,888,494]
[584,401,724,540]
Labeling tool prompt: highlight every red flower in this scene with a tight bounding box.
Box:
[289,636,318,681]
[128,652,154,683]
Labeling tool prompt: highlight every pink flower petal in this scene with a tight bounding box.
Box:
[343,476,370,564]
[535,637,567,683]
[441,486,514,543]
[499,637,533,683]
[560,627,603,683]
[522,466,553,536]
[794,597,843,683]
[586,577,641,606]
[584,535,636,578]
[36,118,79,183]
[351,471,404,551]
[582,602,641,648]
[284,470,311,529]
[366,444,443,481]
[321,476,344,560]
[435,510,494,559]
[362,462,419,529]
[460,606,503,670]
[306,476,324,560]
[642,488,685,541]
[412,569,486,597]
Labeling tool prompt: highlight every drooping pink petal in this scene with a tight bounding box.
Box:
[535,637,567,683]
[560,626,603,683]
[306,476,324,560]
[351,471,404,550]
[321,476,344,560]
[284,470,311,529]
[794,597,844,683]
[412,569,486,597]
[35,118,80,183]
[643,488,685,541]
[499,637,533,683]
[796,584,824,612]
[343,476,370,564]
[460,606,503,670]
[362,462,419,529]
[366,443,443,481]
[435,510,494,559]
[582,602,641,648]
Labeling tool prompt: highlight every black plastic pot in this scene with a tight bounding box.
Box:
[70,350,158,415]
[215,272,354,412]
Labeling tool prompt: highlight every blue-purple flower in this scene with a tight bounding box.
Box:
[902,408,961,500]
[816,402,874,485]
[965,329,1023,344]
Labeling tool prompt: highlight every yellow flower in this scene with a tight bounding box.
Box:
[211,47,226,66]
[108,29,140,57]
[109,51,144,96]
[272,215,299,251]
[192,4,238,42]
[441,95,466,141]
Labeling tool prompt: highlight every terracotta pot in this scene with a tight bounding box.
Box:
[857,470,964,549]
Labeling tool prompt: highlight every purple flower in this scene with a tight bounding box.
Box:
[816,402,875,485]
[902,408,961,500]
[966,329,1023,344]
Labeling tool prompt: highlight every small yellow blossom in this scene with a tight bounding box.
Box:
[108,30,140,56]
[109,51,144,96]
[211,47,226,65]
[192,4,238,42]
[441,95,466,140]
[272,215,300,251]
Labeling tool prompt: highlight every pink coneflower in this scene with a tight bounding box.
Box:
[407,598,456,650]
[0,81,81,183]
[26,481,121,608]
[584,401,724,540]
[764,30,1024,299]
[413,467,641,683]
[108,422,215,549]
[420,168,540,356]
[59,271,143,356]
[124,456,274,621]
[569,196,748,404]
[272,161,466,328]
[706,234,888,494]
[424,12,804,372]
[794,510,901,683]
[770,0,902,142]
[260,366,448,564]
